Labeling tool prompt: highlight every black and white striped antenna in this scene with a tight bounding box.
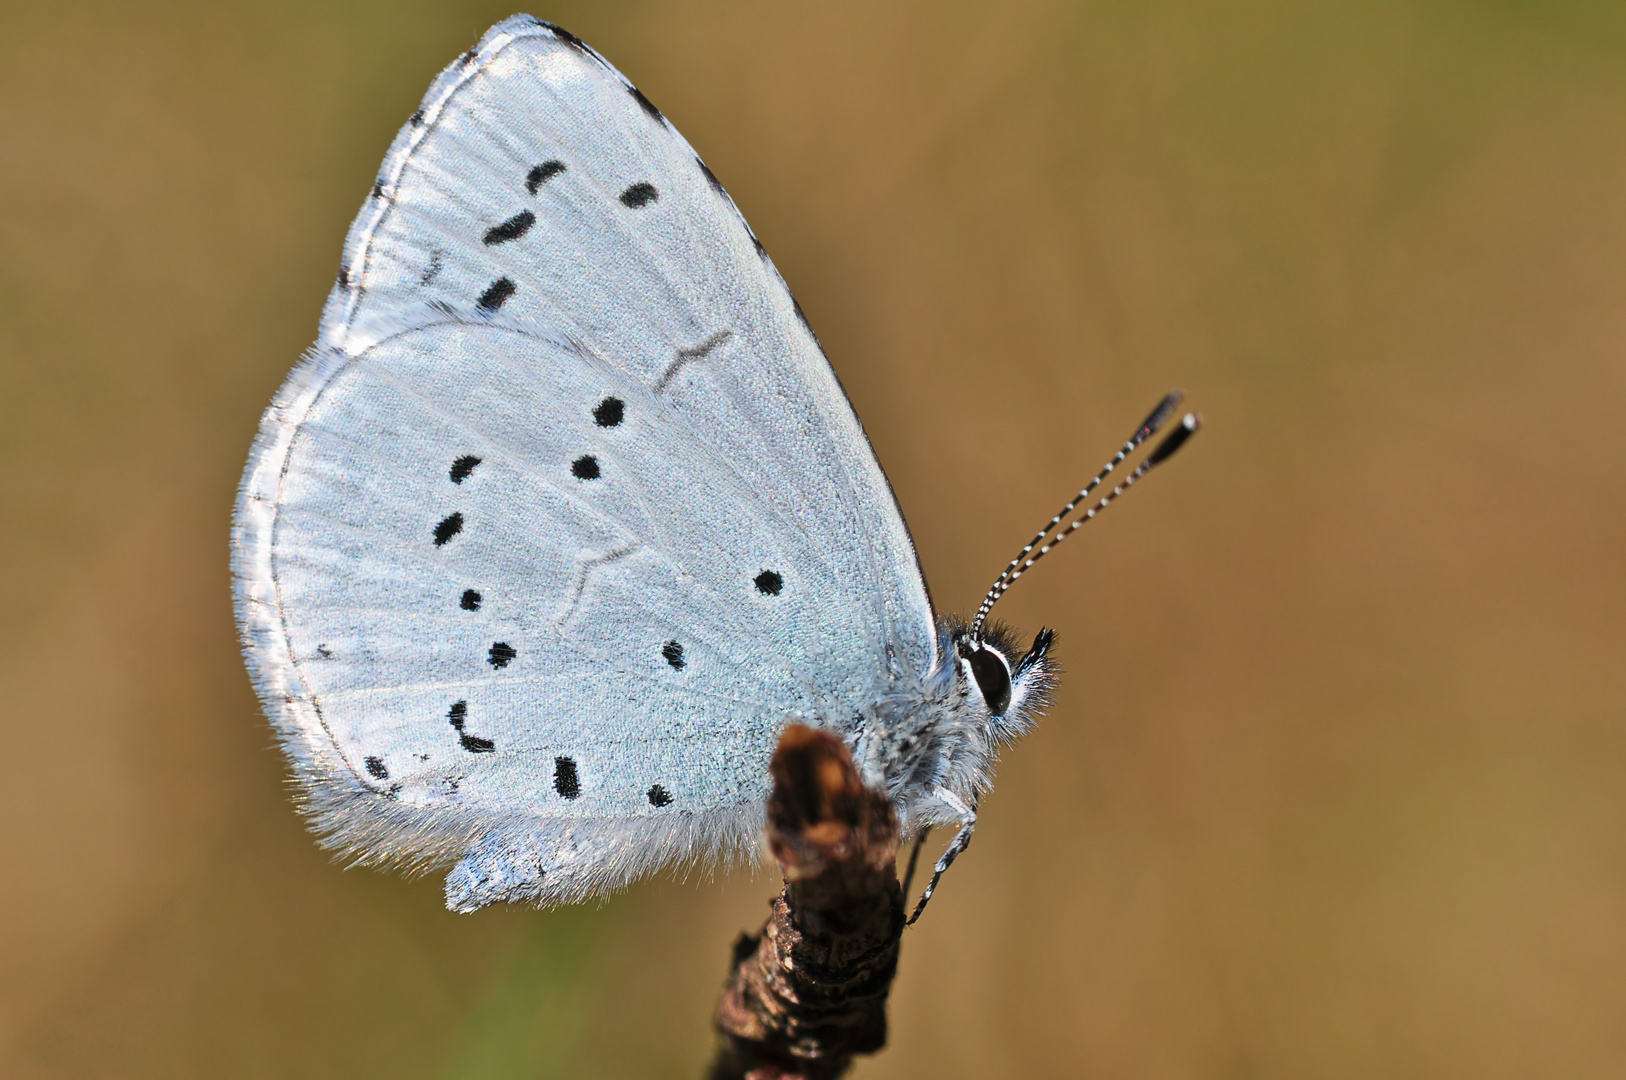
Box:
[969,392,1201,638]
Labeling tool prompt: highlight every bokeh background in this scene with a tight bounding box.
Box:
[3,0,1625,1075]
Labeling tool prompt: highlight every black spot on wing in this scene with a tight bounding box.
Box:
[449,455,480,483]
[462,47,477,65]
[554,756,581,799]
[647,784,673,808]
[628,85,665,124]
[662,640,685,670]
[488,641,516,669]
[571,455,600,480]
[336,267,349,289]
[448,699,494,753]
[315,644,333,659]
[593,397,624,427]
[477,277,516,311]
[410,109,424,126]
[372,180,385,199]
[483,210,535,245]
[619,182,658,208]
[460,588,482,611]
[365,756,388,779]
[754,570,784,596]
[527,160,566,193]
[432,512,464,546]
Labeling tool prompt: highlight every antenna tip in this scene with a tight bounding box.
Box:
[1135,389,1186,443]
[1146,412,1201,466]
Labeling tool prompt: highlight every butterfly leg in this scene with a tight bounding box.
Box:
[900,825,932,897]
[905,789,977,926]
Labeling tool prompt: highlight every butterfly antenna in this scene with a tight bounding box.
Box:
[975,412,1200,621]
[969,392,1190,637]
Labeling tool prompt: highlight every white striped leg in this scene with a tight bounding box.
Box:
[906,789,977,926]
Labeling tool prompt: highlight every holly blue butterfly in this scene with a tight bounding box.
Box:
[231,15,1198,918]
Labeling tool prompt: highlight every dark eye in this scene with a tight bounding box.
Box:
[960,642,1012,715]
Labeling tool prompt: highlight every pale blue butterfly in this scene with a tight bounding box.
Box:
[231,15,1198,919]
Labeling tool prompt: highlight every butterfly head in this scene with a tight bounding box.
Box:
[948,620,1058,743]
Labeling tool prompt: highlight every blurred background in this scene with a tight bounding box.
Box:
[3,0,1625,1076]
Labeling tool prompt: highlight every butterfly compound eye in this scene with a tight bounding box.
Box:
[960,641,1012,716]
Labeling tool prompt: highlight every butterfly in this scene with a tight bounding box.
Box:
[231,15,1198,920]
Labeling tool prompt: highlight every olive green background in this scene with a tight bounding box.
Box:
[3,1,1624,1076]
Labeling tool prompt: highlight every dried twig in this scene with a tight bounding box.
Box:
[709,724,905,1080]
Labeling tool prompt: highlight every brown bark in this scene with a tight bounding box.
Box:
[708,724,905,1080]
